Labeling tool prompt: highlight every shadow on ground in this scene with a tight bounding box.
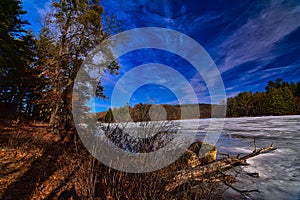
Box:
[0,126,80,200]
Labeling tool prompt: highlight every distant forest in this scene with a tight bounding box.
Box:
[101,78,300,122]
[99,103,219,122]
[227,78,300,117]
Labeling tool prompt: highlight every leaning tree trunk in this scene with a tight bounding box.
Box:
[48,78,76,143]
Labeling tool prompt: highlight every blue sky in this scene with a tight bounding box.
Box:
[22,0,300,112]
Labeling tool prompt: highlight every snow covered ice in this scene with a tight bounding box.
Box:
[96,115,300,199]
[195,115,300,200]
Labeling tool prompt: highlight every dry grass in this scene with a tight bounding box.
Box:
[0,124,238,199]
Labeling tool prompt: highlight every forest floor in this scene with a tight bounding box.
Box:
[0,124,83,200]
[0,124,244,200]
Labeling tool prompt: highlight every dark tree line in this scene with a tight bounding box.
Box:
[227,78,300,117]
[0,0,36,118]
[0,0,119,138]
[102,103,222,122]
[103,78,300,122]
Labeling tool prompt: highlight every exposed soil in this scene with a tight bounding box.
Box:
[0,124,82,200]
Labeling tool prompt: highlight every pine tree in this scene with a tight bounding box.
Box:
[235,91,253,116]
[227,98,238,117]
[0,0,35,117]
[35,0,119,135]
[104,108,114,123]
[0,0,28,71]
[251,92,268,116]
[267,86,294,115]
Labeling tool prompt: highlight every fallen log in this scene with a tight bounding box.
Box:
[240,143,276,160]
[165,157,246,191]
[165,143,276,191]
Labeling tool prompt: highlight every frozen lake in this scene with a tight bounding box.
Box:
[185,115,300,200]
[91,115,300,199]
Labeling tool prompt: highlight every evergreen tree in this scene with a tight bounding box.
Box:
[295,81,300,97]
[235,91,253,116]
[227,79,298,117]
[227,97,238,117]
[104,108,114,123]
[294,82,300,114]
[0,0,28,71]
[35,0,119,134]
[0,0,35,117]
[251,92,268,116]
[267,86,294,115]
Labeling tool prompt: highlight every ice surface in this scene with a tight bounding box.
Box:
[182,115,300,200]
[95,115,300,199]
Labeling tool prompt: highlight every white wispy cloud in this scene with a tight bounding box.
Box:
[219,0,300,73]
[224,63,300,93]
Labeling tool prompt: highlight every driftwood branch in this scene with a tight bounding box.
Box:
[240,143,276,161]
[165,143,276,192]
[218,169,260,194]
[223,180,260,193]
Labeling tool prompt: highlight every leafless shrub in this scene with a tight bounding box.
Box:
[71,108,228,199]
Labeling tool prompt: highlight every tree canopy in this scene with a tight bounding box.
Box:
[33,0,119,133]
[227,78,300,117]
[0,0,120,137]
[0,0,35,117]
